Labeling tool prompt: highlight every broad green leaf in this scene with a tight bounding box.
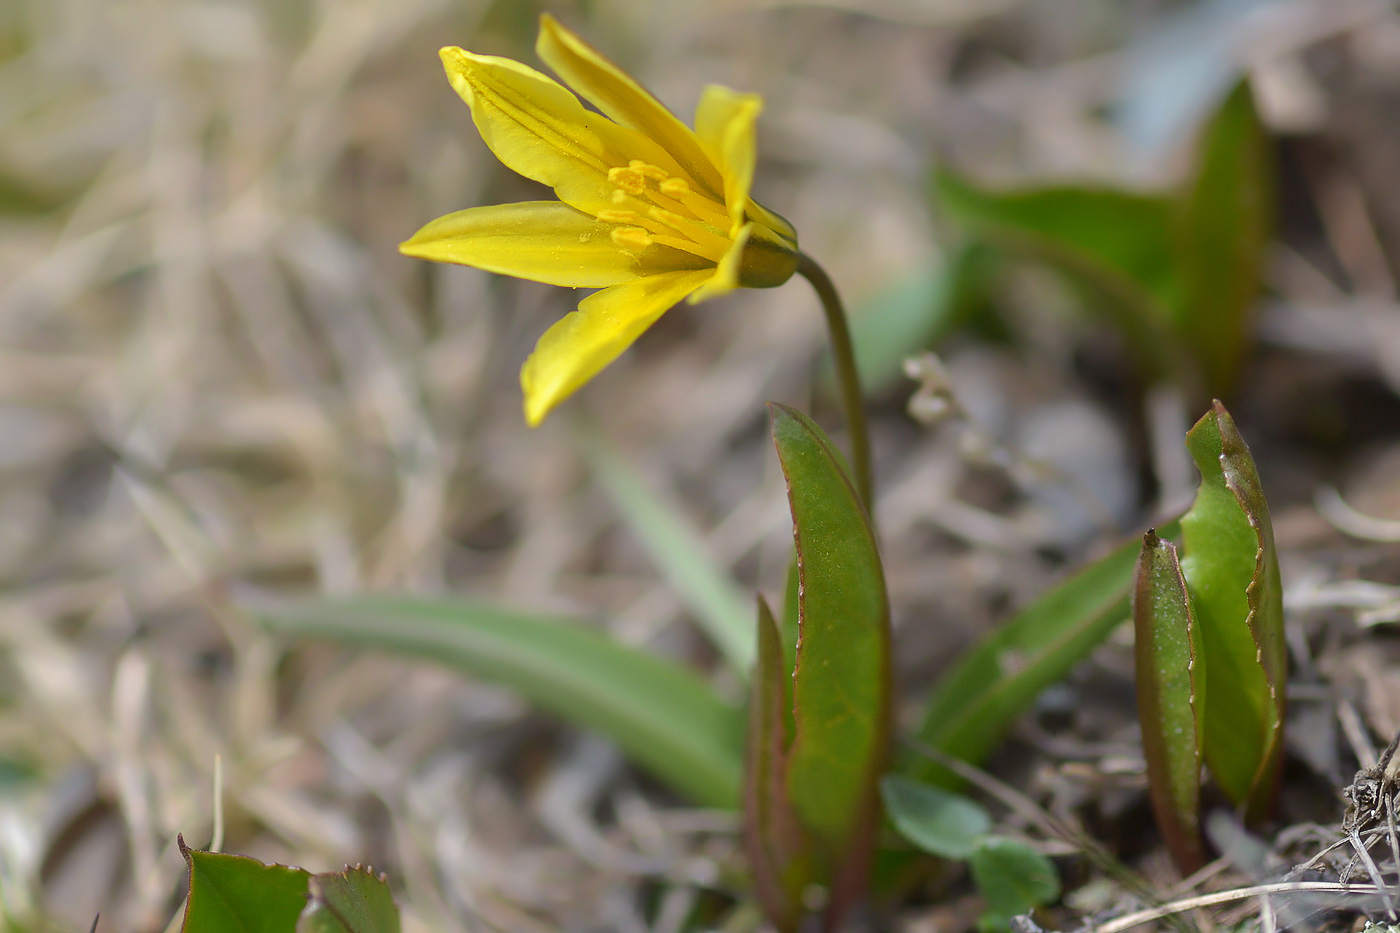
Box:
[970,837,1060,930]
[933,169,1184,380]
[744,597,809,933]
[297,866,401,933]
[880,775,991,861]
[779,556,800,697]
[1173,81,1271,398]
[841,242,998,393]
[252,596,742,808]
[180,835,310,933]
[771,403,891,924]
[1132,531,1206,874]
[581,428,754,674]
[1180,402,1284,821]
[934,171,1179,307]
[910,520,1181,786]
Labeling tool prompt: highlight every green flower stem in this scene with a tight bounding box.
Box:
[797,252,873,508]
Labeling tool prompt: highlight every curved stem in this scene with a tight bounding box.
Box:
[797,252,872,508]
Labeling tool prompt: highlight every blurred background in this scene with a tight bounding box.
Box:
[4,0,1400,929]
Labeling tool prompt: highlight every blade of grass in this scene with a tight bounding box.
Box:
[249,594,743,808]
[580,426,755,674]
[908,520,1181,786]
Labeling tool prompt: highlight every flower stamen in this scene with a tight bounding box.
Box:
[602,161,734,263]
[610,226,654,251]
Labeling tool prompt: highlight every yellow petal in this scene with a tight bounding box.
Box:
[687,223,751,305]
[521,269,713,425]
[440,47,670,217]
[694,84,761,232]
[399,201,707,287]
[536,15,724,200]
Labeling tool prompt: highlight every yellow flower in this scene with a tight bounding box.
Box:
[400,15,799,425]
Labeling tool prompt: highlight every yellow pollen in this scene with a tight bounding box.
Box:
[611,189,630,204]
[627,160,669,181]
[610,226,653,251]
[646,206,687,229]
[659,178,690,197]
[596,209,641,224]
[608,166,647,196]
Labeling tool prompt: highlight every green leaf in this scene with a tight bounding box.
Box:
[770,403,891,923]
[932,169,1185,380]
[744,597,810,933]
[934,171,1179,307]
[251,596,742,808]
[297,866,401,933]
[581,427,754,674]
[881,775,991,861]
[969,836,1060,925]
[1173,81,1272,398]
[909,520,1181,786]
[180,835,310,933]
[1131,531,1206,875]
[1180,402,1285,821]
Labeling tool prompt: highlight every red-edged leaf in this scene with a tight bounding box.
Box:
[1132,531,1207,874]
[744,597,810,933]
[297,864,400,933]
[1180,401,1285,821]
[180,835,310,933]
[770,403,891,930]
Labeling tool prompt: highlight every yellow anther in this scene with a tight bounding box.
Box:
[627,160,669,181]
[610,226,653,251]
[646,206,687,229]
[612,189,630,204]
[596,209,641,224]
[608,166,647,196]
[659,177,690,197]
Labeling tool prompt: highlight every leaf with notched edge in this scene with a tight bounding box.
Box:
[297,865,400,933]
[1180,401,1284,822]
[180,835,310,933]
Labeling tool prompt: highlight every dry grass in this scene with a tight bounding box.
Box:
[5,0,1400,930]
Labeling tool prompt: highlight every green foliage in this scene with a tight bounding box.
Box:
[251,595,743,808]
[770,402,892,928]
[880,776,990,860]
[1131,531,1206,874]
[933,81,1271,399]
[1130,401,1285,870]
[744,598,811,933]
[181,840,310,933]
[180,838,400,933]
[1175,84,1274,396]
[1178,402,1285,821]
[968,836,1061,931]
[297,868,401,933]
[909,519,1181,787]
